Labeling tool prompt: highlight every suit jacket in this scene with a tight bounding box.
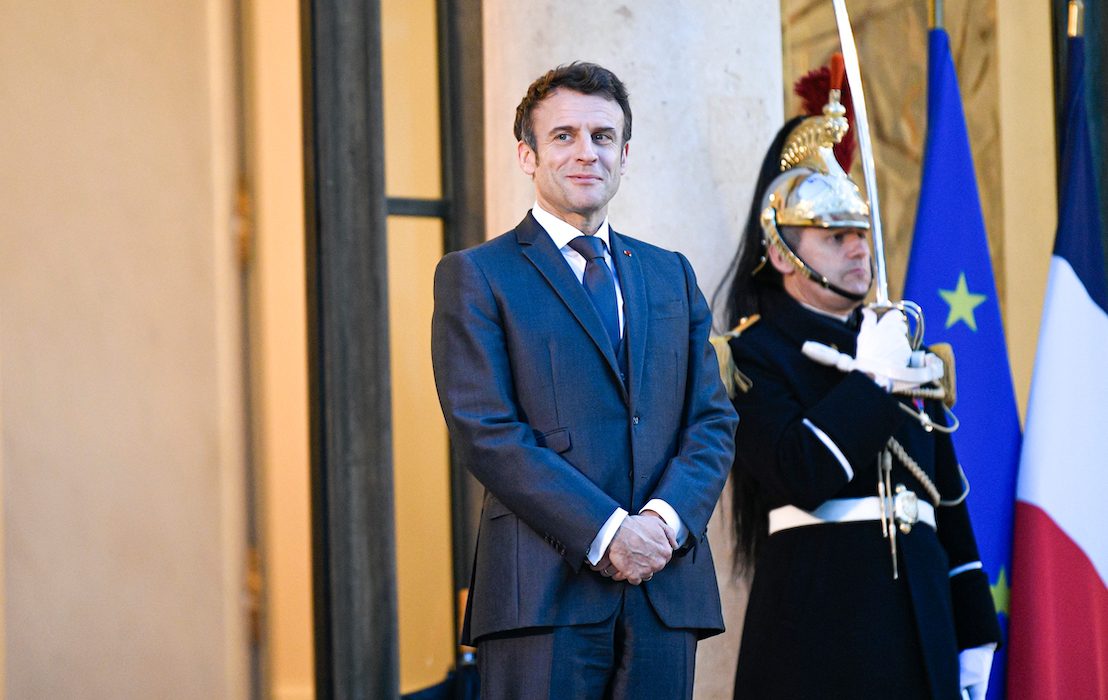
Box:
[431,212,737,644]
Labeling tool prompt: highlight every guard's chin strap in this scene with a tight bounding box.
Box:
[756,214,872,303]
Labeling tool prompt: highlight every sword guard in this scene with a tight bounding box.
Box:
[866,299,925,350]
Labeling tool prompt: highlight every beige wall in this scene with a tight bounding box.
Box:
[243,1,315,699]
[482,3,783,696]
[0,358,5,688]
[386,217,454,694]
[0,0,248,697]
[998,0,1057,418]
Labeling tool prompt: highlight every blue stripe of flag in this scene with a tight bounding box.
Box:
[1054,35,1107,313]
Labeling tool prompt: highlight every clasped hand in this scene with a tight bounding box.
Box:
[590,513,676,585]
[854,308,912,390]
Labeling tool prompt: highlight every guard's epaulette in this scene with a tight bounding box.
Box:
[709,315,759,398]
[733,314,761,336]
[928,342,957,408]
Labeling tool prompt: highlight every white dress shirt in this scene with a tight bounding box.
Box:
[530,203,625,336]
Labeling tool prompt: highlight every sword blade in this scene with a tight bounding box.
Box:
[832,0,890,305]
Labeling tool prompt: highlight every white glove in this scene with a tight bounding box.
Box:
[802,338,944,393]
[854,308,913,390]
[959,644,995,700]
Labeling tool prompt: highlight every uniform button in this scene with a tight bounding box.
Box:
[632,415,640,425]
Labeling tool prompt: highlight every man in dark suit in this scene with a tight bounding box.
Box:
[431,62,737,699]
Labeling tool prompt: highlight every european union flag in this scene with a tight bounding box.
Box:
[903,28,1022,699]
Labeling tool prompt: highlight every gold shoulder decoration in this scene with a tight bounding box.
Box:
[708,335,736,396]
[709,315,760,398]
[735,314,761,335]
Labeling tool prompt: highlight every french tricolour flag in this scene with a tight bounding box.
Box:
[1007,32,1108,699]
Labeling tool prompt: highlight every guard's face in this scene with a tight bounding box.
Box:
[775,226,872,315]
[518,89,629,233]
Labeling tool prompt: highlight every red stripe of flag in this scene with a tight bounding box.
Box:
[1008,503,1108,699]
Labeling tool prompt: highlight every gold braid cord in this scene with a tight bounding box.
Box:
[895,386,945,401]
[884,381,969,509]
[885,437,941,506]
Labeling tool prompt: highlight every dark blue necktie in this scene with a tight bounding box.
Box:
[567,235,620,350]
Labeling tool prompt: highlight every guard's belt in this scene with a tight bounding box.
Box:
[769,496,935,535]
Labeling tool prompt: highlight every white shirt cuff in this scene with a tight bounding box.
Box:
[587,508,628,565]
[641,499,688,546]
[959,643,996,697]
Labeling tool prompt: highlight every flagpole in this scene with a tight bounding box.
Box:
[929,0,943,30]
[1068,0,1083,38]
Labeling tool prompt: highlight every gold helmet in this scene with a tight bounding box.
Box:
[756,56,873,301]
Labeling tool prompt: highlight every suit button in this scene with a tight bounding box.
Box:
[632,415,640,425]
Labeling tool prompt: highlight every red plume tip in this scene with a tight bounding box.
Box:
[829,53,845,92]
[793,66,831,118]
[791,57,857,173]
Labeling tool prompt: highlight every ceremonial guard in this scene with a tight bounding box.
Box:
[718,50,1001,699]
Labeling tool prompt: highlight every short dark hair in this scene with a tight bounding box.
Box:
[513,62,632,151]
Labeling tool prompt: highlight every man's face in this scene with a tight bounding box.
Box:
[517,89,629,233]
[773,226,872,315]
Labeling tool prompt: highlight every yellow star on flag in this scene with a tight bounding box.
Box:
[991,567,1010,616]
[939,272,987,331]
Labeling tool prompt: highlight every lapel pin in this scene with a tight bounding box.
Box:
[623,250,632,257]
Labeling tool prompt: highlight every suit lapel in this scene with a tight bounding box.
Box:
[609,229,646,403]
[516,214,625,392]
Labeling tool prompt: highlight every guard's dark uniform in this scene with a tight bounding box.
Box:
[729,288,1001,699]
